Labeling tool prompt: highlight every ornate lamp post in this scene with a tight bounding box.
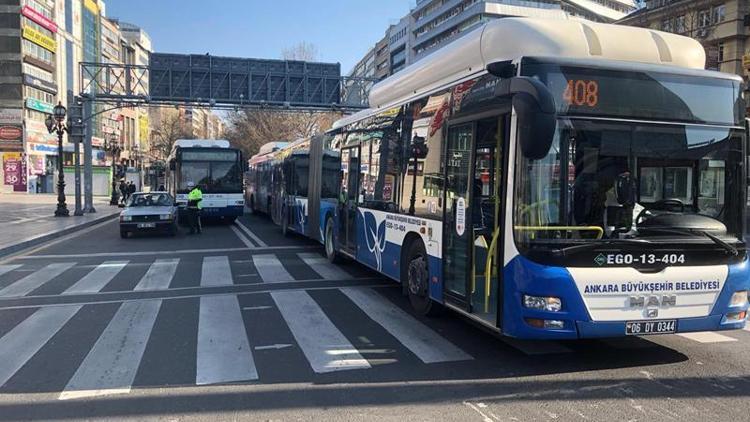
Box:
[45,102,69,217]
[103,133,122,205]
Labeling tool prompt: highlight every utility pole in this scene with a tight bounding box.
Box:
[83,96,96,213]
[67,97,85,216]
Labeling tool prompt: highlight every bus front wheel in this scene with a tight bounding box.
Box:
[405,241,441,316]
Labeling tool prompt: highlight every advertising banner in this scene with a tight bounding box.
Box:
[22,26,56,53]
[0,108,23,124]
[3,153,27,191]
[21,6,58,33]
[0,125,23,152]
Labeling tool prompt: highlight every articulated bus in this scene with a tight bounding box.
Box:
[257,17,749,339]
[167,139,245,222]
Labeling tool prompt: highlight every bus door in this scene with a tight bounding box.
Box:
[443,115,506,326]
[339,147,360,255]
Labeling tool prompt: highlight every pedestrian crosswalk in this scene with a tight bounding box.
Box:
[0,253,749,397]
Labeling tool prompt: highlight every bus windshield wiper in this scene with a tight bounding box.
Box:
[634,227,740,256]
[551,238,654,257]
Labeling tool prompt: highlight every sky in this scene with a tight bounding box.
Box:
[105,0,413,74]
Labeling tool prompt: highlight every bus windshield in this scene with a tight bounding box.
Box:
[514,119,745,255]
[176,149,243,193]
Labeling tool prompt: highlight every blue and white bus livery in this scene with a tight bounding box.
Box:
[166,139,245,222]
[282,18,749,340]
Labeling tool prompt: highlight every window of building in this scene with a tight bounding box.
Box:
[23,0,53,20]
[713,4,726,23]
[718,42,725,62]
[22,62,53,83]
[698,9,711,27]
[675,15,686,33]
[24,85,55,104]
[22,39,53,65]
[22,17,54,37]
[661,18,672,32]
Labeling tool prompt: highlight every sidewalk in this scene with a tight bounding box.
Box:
[0,193,120,257]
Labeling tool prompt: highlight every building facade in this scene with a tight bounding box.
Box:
[349,0,637,81]
[618,0,749,88]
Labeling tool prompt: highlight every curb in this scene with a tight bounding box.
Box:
[0,212,120,259]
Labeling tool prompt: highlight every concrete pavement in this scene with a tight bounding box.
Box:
[0,193,120,258]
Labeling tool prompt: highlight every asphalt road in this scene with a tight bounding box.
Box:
[0,213,748,421]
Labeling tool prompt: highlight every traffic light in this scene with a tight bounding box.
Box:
[411,136,429,159]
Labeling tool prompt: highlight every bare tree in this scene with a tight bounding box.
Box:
[281,41,320,62]
[149,108,190,161]
[223,109,341,158]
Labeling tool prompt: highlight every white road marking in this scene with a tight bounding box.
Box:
[230,225,256,249]
[196,295,257,385]
[340,287,472,363]
[59,300,162,400]
[743,325,750,332]
[253,254,294,283]
[677,332,738,343]
[201,256,232,287]
[20,245,318,259]
[234,220,268,247]
[272,290,371,373]
[298,252,350,280]
[242,306,273,311]
[0,265,21,277]
[254,344,292,351]
[501,337,573,355]
[0,305,81,386]
[0,262,76,297]
[134,259,179,291]
[63,261,128,294]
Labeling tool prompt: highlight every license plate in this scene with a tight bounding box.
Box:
[625,320,676,336]
[137,223,156,228]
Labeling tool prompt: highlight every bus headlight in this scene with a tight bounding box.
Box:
[523,295,562,312]
[729,290,748,307]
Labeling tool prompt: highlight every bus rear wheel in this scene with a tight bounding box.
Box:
[405,241,441,316]
[325,216,340,263]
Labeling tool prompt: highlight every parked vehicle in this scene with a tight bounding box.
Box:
[119,192,179,238]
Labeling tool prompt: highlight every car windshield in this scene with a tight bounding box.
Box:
[514,119,745,253]
[127,193,174,207]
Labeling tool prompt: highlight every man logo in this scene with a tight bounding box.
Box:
[629,295,677,308]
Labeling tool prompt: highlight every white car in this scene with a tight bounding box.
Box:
[119,192,179,238]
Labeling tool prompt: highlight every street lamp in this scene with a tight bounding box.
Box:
[103,133,121,205]
[45,102,69,217]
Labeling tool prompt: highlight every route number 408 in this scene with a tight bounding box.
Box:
[563,80,599,107]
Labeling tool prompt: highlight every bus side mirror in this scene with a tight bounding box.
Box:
[514,92,556,160]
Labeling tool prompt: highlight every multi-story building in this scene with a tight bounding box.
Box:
[618,0,749,90]
[374,36,390,80]
[350,0,638,82]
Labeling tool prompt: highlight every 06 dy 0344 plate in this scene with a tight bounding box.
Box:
[625,319,676,335]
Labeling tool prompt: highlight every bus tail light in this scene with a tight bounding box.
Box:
[523,295,562,312]
[729,290,748,307]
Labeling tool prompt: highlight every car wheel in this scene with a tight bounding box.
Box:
[325,216,340,263]
[404,240,441,316]
[120,230,129,239]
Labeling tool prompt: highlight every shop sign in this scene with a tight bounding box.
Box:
[0,108,23,124]
[26,98,54,114]
[27,143,58,155]
[3,152,27,191]
[23,74,57,94]
[28,155,45,175]
[21,6,57,33]
[0,126,22,141]
[91,136,103,147]
[0,140,23,151]
[25,119,57,145]
[84,0,99,14]
[139,115,149,141]
[22,26,56,53]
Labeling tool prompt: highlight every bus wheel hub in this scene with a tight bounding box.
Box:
[408,256,427,297]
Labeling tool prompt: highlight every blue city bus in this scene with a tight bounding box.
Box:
[269,18,749,339]
[167,139,245,222]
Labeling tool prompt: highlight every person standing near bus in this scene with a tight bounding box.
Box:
[187,182,203,234]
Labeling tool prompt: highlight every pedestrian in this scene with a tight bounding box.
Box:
[187,182,203,234]
[158,184,165,191]
[118,179,127,205]
[128,181,136,199]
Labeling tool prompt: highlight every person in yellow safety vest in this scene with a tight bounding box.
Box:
[187,182,203,234]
